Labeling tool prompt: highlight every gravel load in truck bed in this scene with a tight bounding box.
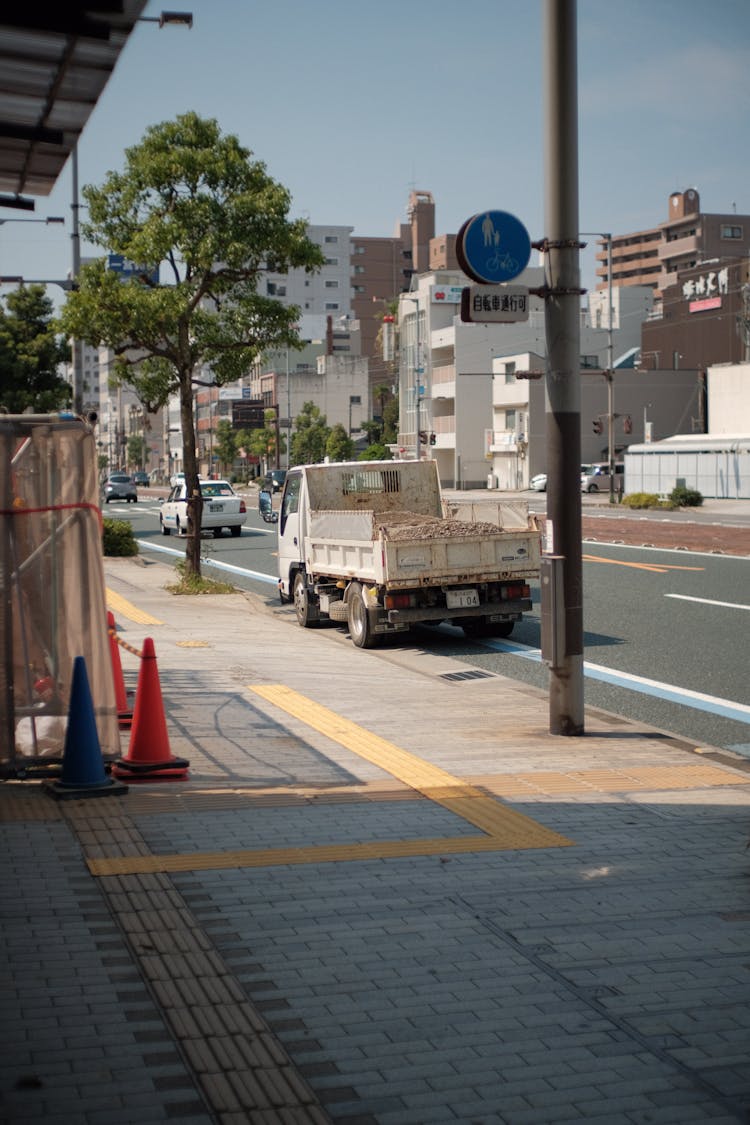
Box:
[375,511,504,541]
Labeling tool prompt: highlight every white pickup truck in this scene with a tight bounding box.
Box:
[275,460,541,648]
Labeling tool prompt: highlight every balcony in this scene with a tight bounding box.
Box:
[489,431,526,453]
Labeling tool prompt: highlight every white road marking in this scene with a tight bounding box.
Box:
[665,593,750,611]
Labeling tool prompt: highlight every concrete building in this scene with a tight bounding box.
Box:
[264,224,354,323]
[640,257,750,372]
[493,359,704,489]
[593,188,750,306]
[397,265,653,490]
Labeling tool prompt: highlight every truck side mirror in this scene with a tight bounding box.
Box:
[259,489,277,522]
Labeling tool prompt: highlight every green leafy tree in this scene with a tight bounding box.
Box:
[382,395,399,444]
[247,408,282,470]
[214,418,237,478]
[325,422,354,462]
[358,443,392,461]
[290,401,329,466]
[126,433,147,469]
[0,285,70,413]
[57,112,324,576]
[372,382,392,425]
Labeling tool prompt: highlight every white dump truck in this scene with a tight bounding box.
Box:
[274,460,541,648]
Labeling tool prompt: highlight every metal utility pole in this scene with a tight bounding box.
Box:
[605,235,614,503]
[71,142,84,416]
[543,0,584,735]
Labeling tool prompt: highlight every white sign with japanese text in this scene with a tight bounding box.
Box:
[461,285,530,323]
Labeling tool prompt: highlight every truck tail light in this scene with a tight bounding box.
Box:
[384,592,414,610]
[501,583,530,600]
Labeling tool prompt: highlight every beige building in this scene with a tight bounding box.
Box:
[593,189,750,307]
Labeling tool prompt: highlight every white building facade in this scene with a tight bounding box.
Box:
[397,270,653,490]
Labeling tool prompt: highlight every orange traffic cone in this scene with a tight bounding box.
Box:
[46,656,128,800]
[107,611,133,728]
[112,638,189,781]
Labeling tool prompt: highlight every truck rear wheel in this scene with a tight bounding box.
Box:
[348,582,380,649]
[294,570,318,627]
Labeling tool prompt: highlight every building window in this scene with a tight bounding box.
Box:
[354,265,365,275]
[353,285,366,294]
[324,235,338,244]
[505,409,517,431]
[325,257,338,265]
[325,302,339,310]
[325,280,339,288]
[504,362,515,384]
[721,225,742,239]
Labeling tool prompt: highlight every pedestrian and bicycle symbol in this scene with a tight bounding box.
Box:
[457,210,531,285]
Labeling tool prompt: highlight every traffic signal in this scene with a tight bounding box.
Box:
[419,430,427,445]
[623,414,633,434]
[429,432,436,446]
[592,419,603,434]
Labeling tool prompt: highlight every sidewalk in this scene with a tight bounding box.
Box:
[2,554,749,1124]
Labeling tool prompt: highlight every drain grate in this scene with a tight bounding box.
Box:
[440,669,495,682]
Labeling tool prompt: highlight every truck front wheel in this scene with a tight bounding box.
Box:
[348,582,381,649]
[293,571,318,627]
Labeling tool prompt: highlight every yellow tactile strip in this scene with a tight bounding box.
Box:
[480,764,750,797]
[84,689,748,879]
[106,587,163,626]
[87,686,573,877]
[250,685,572,849]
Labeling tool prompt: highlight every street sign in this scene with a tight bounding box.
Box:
[460,284,530,323]
[107,254,159,285]
[456,210,531,285]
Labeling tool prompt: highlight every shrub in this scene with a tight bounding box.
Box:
[165,559,235,595]
[621,492,664,510]
[102,518,139,557]
[670,485,703,507]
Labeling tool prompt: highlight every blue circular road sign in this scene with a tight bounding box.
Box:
[457,210,531,285]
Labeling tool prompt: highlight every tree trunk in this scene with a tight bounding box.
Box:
[179,369,203,577]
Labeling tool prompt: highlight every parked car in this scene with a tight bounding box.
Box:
[263,469,287,493]
[132,471,149,486]
[159,479,247,537]
[529,473,547,492]
[103,472,137,503]
[581,462,624,493]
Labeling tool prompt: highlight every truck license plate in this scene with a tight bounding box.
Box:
[446,588,479,609]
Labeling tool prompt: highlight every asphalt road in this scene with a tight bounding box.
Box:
[116,492,750,761]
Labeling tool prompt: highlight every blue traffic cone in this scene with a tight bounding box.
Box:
[45,656,127,800]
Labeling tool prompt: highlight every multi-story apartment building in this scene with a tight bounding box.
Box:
[593,189,750,306]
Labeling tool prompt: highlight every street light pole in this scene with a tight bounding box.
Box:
[285,349,291,470]
[403,297,422,460]
[581,231,614,502]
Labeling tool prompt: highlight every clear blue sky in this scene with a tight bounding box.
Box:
[2,0,749,306]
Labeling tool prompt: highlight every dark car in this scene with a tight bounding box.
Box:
[132,471,150,486]
[104,472,137,503]
[263,469,287,493]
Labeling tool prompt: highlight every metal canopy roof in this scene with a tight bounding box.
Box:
[0,3,148,207]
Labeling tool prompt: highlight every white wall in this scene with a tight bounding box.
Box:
[707,363,750,433]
